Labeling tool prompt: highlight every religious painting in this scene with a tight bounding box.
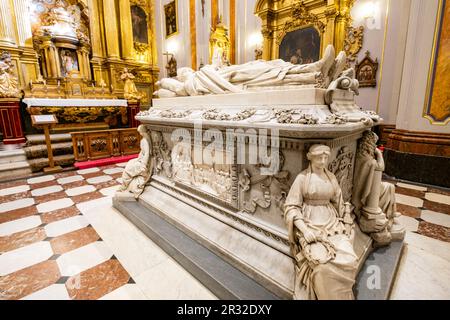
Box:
[424,0,450,125]
[164,0,178,38]
[131,5,148,44]
[59,48,79,77]
[279,27,321,65]
[356,51,379,88]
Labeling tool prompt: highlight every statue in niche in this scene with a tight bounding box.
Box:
[284,144,357,300]
[154,44,344,98]
[60,49,78,77]
[352,131,405,246]
[0,52,20,98]
[121,67,144,101]
[117,125,153,199]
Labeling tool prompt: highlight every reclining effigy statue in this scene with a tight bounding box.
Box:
[154,45,346,98]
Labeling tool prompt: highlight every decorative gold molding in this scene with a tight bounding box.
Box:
[230,0,236,65]
[164,0,179,39]
[343,25,364,65]
[211,0,218,30]
[255,0,354,61]
[276,2,326,45]
[190,0,197,70]
[423,0,450,125]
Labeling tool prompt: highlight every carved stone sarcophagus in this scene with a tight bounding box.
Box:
[113,85,401,298]
[113,46,404,299]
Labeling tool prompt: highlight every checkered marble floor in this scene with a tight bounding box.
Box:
[0,165,449,300]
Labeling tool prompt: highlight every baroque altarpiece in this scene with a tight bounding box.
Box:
[0,0,159,108]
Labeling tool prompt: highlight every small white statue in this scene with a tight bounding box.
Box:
[284,145,357,300]
[117,125,153,199]
[352,131,405,245]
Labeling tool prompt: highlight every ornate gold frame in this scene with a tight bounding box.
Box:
[355,51,379,87]
[423,0,449,125]
[255,0,355,61]
[164,0,179,39]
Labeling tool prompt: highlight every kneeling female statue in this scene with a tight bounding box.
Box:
[284,145,358,300]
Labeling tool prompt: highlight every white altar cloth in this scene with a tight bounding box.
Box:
[22,98,128,107]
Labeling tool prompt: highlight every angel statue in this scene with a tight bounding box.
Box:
[121,67,144,101]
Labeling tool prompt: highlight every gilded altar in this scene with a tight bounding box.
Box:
[23,98,129,132]
[0,0,159,110]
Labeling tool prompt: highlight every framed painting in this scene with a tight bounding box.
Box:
[59,49,79,77]
[356,51,379,88]
[131,5,149,44]
[279,26,321,65]
[424,0,450,125]
[164,0,178,38]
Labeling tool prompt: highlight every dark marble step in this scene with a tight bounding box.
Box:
[113,198,282,300]
[24,142,73,159]
[28,154,75,172]
[113,198,404,300]
[25,134,72,146]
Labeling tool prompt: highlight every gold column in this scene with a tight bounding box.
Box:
[230,0,236,64]
[119,0,134,61]
[41,38,52,77]
[211,0,218,29]
[77,50,85,79]
[261,27,273,61]
[82,45,92,80]
[41,36,61,78]
[0,0,17,47]
[12,0,34,47]
[325,8,337,54]
[88,0,105,59]
[189,0,197,70]
[102,0,120,59]
[334,0,351,53]
[334,16,347,53]
[51,45,61,78]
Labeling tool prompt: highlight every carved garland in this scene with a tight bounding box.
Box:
[273,109,319,124]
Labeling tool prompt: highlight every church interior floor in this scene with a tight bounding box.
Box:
[0,165,448,300]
